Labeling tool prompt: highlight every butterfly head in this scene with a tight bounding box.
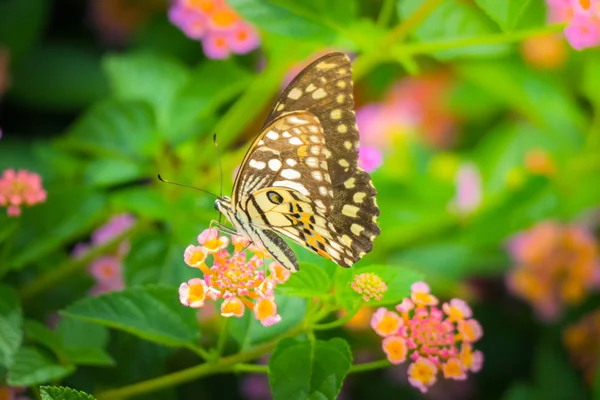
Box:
[214,196,232,213]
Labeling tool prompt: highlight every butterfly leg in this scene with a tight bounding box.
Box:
[209,219,240,236]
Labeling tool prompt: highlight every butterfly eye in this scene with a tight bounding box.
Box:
[214,200,220,211]
[267,191,283,205]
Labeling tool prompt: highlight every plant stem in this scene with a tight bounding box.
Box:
[19,222,141,302]
[313,309,355,330]
[95,325,303,400]
[184,343,212,362]
[349,359,391,373]
[353,0,444,80]
[376,0,396,27]
[215,318,230,358]
[392,23,566,58]
[233,363,269,374]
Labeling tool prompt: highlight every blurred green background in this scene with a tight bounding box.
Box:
[1,0,600,399]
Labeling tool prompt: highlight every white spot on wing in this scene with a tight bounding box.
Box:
[249,160,266,170]
[312,88,327,99]
[268,159,282,171]
[281,169,301,179]
[266,131,279,140]
[273,180,309,196]
[286,158,297,167]
[288,87,303,100]
[289,137,303,145]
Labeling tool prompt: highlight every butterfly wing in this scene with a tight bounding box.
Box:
[263,52,381,260]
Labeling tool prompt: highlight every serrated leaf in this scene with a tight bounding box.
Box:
[0,285,22,368]
[60,285,199,348]
[277,262,331,298]
[398,0,510,59]
[62,99,158,160]
[103,53,190,130]
[40,385,96,400]
[230,296,305,351]
[228,0,337,40]
[7,346,75,386]
[269,338,352,400]
[474,0,533,31]
[335,265,423,309]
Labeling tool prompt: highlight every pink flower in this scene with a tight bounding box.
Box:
[358,146,383,173]
[178,229,286,326]
[371,308,403,337]
[226,23,260,54]
[180,278,219,308]
[0,169,47,217]
[89,256,123,287]
[169,0,260,58]
[565,14,600,50]
[92,213,135,246]
[184,245,208,267]
[253,295,281,327]
[371,283,484,393]
[451,162,482,214]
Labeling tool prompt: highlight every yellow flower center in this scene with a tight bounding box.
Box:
[377,314,401,335]
[256,298,274,319]
[412,360,436,384]
[189,283,206,302]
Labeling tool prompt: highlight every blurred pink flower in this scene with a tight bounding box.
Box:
[0,169,47,217]
[506,221,600,320]
[358,146,383,173]
[169,0,260,59]
[545,0,600,50]
[89,256,125,291]
[450,162,482,215]
[356,71,458,174]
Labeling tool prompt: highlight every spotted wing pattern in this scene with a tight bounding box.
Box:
[261,52,381,261]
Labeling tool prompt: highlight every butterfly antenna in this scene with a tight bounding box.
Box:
[213,133,223,198]
[213,133,224,224]
[157,174,219,198]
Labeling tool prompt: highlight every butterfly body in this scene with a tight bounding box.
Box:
[215,52,380,272]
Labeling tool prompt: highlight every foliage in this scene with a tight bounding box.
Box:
[1,0,600,399]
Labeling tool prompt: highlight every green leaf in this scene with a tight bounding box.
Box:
[63,347,115,367]
[269,338,352,400]
[24,320,65,359]
[502,383,540,400]
[277,262,331,298]
[0,285,22,368]
[335,265,423,309]
[84,159,146,187]
[398,0,510,59]
[474,0,533,31]
[228,0,337,40]
[230,296,305,351]
[10,43,108,111]
[8,188,106,270]
[0,0,48,63]
[533,335,586,400]
[40,385,96,400]
[103,53,190,131]
[110,188,170,221]
[582,51,600,108]
[7,346,75,386]
[60,285,199,348]
[62,99,158,160]
[56,316,109,349]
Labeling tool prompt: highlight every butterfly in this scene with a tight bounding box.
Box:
[214,52,380,272]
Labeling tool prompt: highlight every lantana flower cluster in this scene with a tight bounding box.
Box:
[179,228,290,326]
[356,72,457,172]
[563,308,600,383]
[351,272,388,302]
[506,221,600,320]
[0,168,47,217]
[73,213,135,295]
[169,0,260,59]
[371,282,483,393]
[546,0,600,50]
